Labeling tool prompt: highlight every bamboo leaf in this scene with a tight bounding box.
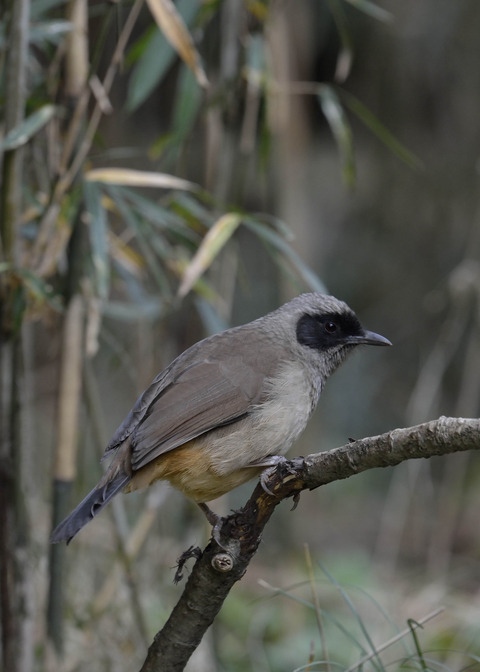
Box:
[170,64,202,145]
[29,20,73,44]
[84,168,199,192]
[105,185,172,295]
[170,192,215,228]
[325,0,353,82]
[126,0,200,111]
[31,0,70,19]
[339,89,423,170]
[0,105,56,150]
[101,299,165,322]
[178,213,242,298]
[345,0,393,23]
[126,27,173,111]
[244,217,328,293]
[83,181,110,300]
[0,264,63,310]
[317,85,355,187]
[145,0,208,88]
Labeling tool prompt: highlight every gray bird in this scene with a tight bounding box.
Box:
[51,293,391,543]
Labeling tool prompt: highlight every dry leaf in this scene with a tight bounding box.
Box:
[84,168,198,191]
[146,0,208,88]
[178,213,242,297]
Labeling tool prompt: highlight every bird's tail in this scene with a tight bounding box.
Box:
[51,473,131,544]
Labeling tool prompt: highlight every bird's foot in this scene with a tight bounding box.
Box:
[253,455,304,502]
[253,455,293,496]
[174,545,202,584]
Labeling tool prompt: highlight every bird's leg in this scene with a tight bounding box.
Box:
[197,502,220,526]
[197,502,224,544]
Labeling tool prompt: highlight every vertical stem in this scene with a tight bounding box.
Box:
[45,1,89,654]
[0,0,29,262]
[47,295,85,653]
[0,0,32,671]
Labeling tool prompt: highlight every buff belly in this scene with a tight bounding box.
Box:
[125,439,263,502]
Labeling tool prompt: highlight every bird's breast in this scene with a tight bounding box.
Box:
[204,359,320,475]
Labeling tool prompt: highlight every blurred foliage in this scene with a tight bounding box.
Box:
[1,0,480,670]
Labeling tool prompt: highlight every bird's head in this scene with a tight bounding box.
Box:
[271,293,391,380]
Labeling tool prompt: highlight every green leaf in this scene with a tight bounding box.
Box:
[171,64,202,144]
[121,188,197,236]
[0,264,62,312]
[244,217,328,293]
[101,299,165,322]
[83,181,110,300]
[106,185,172,295]
[325,0,354,82]
[126,0,200,112]
[169,192,215,228]
[19,269,63,311]
[31,0,70,20]
[339,89,423,170]
[345,0,393,23]
[0,105,57,151]
[29,20,72,44]
[317,85,356,187]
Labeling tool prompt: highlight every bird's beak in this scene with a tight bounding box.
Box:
[345,330,392,347]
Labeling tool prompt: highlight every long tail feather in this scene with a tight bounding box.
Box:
[51,473,131,544]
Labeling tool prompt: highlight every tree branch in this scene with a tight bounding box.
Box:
[139,416,480,672]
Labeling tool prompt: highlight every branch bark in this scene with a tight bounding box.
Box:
[139,416,480,672]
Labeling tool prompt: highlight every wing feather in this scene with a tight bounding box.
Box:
[130,357,263,469]
[103,327,288,472]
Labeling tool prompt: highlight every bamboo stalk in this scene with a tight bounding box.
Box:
[0,0,33,671]
[47,294,85,653]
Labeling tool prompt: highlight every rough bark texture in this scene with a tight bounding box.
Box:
[139,416,480,672]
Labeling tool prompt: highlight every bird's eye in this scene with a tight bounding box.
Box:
[324,321,337,334]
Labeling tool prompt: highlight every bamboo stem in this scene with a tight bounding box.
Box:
[0,0,33,670]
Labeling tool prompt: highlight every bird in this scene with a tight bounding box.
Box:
[51,293,391,544]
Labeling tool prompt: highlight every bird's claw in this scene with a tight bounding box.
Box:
[259,455,292,496]
[291,491,301,511]
[174,545,202,584]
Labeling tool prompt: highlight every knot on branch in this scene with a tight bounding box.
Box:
[211,552,234,573]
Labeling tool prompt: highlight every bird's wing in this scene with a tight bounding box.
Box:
[129,355,267,470]
[104,329,287,471]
